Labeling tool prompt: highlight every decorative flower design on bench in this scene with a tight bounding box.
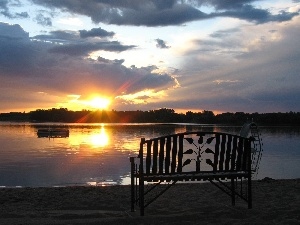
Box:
[182,135,216,172]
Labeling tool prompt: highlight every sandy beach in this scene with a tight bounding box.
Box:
[0,179,299,225]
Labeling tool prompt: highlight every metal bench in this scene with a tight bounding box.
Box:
[130,131,254,216]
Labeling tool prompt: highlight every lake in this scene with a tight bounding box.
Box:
[0,122,299,187]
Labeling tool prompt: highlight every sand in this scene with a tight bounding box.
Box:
[0,179,299,225]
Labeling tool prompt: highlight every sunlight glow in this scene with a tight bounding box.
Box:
[88,97,111,109]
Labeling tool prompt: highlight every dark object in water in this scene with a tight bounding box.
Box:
[37,129,69,138]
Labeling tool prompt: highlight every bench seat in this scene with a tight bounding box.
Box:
[143,171,249,182]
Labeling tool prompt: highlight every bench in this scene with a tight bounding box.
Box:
[130,131,253,216]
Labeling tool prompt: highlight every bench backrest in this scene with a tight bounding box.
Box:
[139,132,252,175]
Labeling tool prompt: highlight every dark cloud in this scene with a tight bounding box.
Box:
[97,56,124,65]
[0,27,43,77]
[140,65,159,72]
[32,30,79,43]
[218,4,298,24]
[0,0,29,18]
[30,0,208,26]
[90,62,176,95]
[79,27,115,38]
[0,0,8,8]
[199,0,256,10]
[34,13,52,26]
[155,38,170,49]
[15,11,29,18]
[148,0,177,9]
[48,41,136,56]
[0,0,10,17]
[31,29,135,57]
[210,28,240,38]
[30,0,298,26]
[273,10,300,22]
[33,28,115,42]
[0,22,29,39]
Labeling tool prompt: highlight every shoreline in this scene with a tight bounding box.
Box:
[0,179,299,224]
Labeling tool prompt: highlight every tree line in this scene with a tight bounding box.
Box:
[1,108,300,125]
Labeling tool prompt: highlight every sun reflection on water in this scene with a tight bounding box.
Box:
[89,126,109,148]
[69,125,110,150]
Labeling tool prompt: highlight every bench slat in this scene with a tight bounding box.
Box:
[236,138,244,171]
[213,134,220,172]
[219,134,226,171]
[225,135,232,171]
[165,136,171,174]
[146,141,152,175]
[159,137,165,174]
[171,135,178,173]
[152,139,158,174]
[231,136,238,171]
[177,135,184,173]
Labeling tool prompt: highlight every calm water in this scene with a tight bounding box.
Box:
[0,122,299,187]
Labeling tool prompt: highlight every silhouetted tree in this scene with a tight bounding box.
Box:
[1,108,300,125]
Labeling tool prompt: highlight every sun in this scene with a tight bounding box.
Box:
[88,97,111,109]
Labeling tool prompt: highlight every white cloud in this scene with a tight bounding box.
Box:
[57,17,84,27]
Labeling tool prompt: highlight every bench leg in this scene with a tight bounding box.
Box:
[140,177,144,216]
[130,157,135,212]
[231,178,235,206]
[248,175,252,209]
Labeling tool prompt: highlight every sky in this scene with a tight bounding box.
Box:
[0,0,300,114]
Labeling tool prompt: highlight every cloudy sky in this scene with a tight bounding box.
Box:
[0,0,299,114]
